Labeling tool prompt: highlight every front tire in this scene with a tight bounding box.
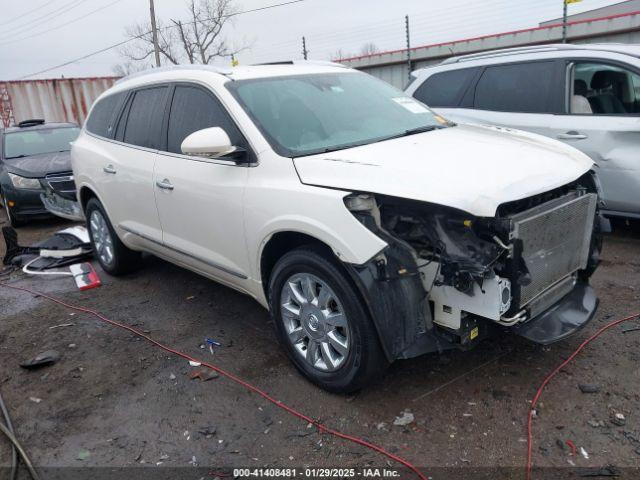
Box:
[268,247,388,393]
[85,198,141,275]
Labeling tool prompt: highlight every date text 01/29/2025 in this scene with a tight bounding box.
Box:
[233,468,401,478]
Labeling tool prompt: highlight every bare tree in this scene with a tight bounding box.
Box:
[331,48,354,61]
[359,42,380,56]
[112,61,150,77]
[120,0,244,67]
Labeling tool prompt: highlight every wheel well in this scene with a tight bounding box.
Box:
[260,232,334,296]
[79,186,97,212]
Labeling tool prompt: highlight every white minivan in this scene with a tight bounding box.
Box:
[407,43,640,219]
[72,62,604,392]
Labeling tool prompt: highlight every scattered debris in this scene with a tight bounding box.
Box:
[198,426,217,438]
[579,384,600,394]
[611,413,626,426]
[587,420,605,428]
[77,449,91,461]
[29,396,42,403]
[188,455,197,466]
[393,411,415,427]
[376,422,387,430]
[188,361,201,367]
[189,368,219,381]
[565,440,577,456]
[622,326,640,334]
[49,323,75,330]
[68,343,77,349]
[20,350,60,369]
[579,447,589,459]
[169,373,176,380]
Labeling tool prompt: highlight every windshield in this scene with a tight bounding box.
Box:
[227,72,449,157]
[4,127,80,159]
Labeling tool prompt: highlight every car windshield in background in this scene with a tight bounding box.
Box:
[227,72,449,157]
[4,127,80,159]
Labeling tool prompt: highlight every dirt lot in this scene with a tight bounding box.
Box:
[1,208,639,479]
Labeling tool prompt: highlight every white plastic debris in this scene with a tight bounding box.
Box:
[189,361,201,367]
[393,411,415,426]
[580,447,589,459]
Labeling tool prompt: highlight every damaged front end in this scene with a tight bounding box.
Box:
[39,173,84,221]
[343,173,604,362]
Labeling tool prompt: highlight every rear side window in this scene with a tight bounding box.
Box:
[166,85,244,155]
[86,92,124,138]
[123,87,168,149]
[474,62,556,113]
[413,68,477,107]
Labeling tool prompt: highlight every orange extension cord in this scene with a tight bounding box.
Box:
[2,281,637,480]
[0,282,429,480]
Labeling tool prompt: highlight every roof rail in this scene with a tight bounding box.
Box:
[252,60,348,68]
[18,119,45,128]
[115,64,234,84]
[441,43,582,64]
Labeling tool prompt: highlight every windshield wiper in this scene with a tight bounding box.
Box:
[375,125,448,144]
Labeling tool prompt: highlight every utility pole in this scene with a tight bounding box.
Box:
[405,15,411,82]
[149,0,161,67]
[562,0,568,43]
[302,36,308,60]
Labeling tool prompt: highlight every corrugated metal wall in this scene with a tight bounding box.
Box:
[2,77,118,127]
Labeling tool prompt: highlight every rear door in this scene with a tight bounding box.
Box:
[414,61,564,139]
[102,85,168,243]
[153,83,251,282]
[549,58,640,216]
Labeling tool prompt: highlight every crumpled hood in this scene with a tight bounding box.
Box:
[3,151,72,178]
[293,124,593,217]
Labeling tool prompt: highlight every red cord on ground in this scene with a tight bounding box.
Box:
[525,312,639,480]
[0,282,429,480]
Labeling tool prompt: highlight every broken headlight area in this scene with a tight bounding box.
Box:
[344,175,601,354]
[39,175,84,221]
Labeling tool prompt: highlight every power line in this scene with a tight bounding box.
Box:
[0,0,90,38]
[0,0,58,27]
[18,0,306,79]
[0,0,128,47]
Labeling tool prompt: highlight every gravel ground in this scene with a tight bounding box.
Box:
[0,208,639,479]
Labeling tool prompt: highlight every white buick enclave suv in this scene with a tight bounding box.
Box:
[72,62,604,392]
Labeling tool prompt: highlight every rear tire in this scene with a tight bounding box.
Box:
[268,246,388,393]
[85,197,141,275]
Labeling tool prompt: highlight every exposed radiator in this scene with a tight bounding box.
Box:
[510,192,597,307]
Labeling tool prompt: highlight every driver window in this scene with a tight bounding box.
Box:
[166,85,244,155]
[570,62,640,115]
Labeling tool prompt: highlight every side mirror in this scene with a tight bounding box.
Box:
[181,127,243,159]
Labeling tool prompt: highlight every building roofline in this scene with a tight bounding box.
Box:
[335,9,640,63]
[2,76,121,84]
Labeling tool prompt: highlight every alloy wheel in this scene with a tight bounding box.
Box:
[280,273,350,372]
[89,209,115,266]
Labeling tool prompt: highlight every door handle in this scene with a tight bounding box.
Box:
[103,164,117,174]
[156,179,174,191]
[557,131,587,140]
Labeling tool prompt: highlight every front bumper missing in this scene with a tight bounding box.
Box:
[40,191,84,221]
[512,280,598,345]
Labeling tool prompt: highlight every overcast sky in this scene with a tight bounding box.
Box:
[0,0,626,80]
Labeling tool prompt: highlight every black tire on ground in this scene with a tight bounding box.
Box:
[268,246,388,393]
[2,194,24,228]
[85,197,141,275]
